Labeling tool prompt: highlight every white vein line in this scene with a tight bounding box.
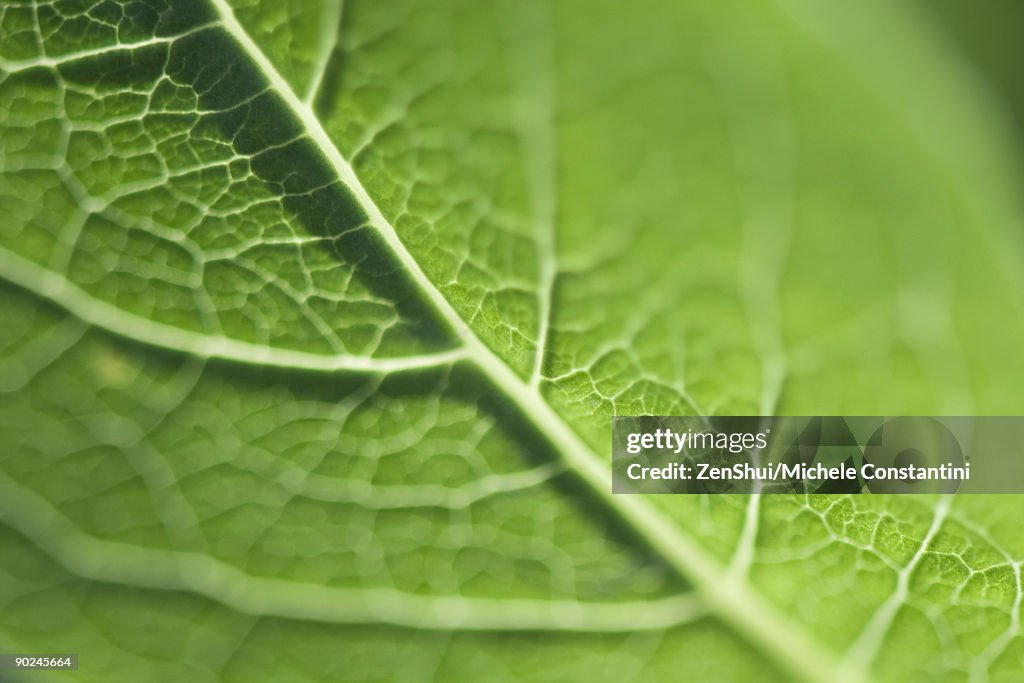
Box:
[727,417,777,580]
[838,495,952,681]
[950,511,1024,683]
[969,560,1022,683]
[300,464,564,509]
[0,25,217,72]
[0,247,465,373]
[0,473,703,633]
[303,0,343,105]
[207,4,857,681]
[716,28,794,584]
[728,488,762,580]
[728,433,765,581]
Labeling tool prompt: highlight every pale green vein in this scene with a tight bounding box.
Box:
[0,246,466,373]
[0,23,219,73]
[0,472,703,633]
[838,495,952,681]
[515,1,559,391]
[295,464,565,510]
[951,512,1024,683]
[304,0,343,105]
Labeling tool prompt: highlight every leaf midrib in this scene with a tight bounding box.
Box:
[205,2,860,682]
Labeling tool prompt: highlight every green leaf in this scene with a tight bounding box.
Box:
[2,1,1024,681]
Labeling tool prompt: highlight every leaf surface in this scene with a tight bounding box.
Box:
[2,1,1024,681]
